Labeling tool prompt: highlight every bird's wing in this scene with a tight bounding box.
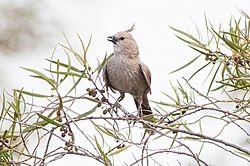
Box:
[102,66,116,93]
[139,62,151,94]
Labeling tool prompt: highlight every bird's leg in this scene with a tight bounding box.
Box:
[112,92,125,113]
[117,92,125,102]
[135,97,143,117]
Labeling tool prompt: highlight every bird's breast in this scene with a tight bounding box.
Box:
[106,56,147,96]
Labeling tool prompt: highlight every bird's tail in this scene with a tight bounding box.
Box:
[134,95,152,116]
[134,95,155,132]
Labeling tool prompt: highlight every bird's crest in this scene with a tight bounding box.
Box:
[126,24,135,32]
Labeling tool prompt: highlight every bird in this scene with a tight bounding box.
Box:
[103,25,152,118]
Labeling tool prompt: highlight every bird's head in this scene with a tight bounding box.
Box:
[107,27,139,57]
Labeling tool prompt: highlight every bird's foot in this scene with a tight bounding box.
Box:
[113,101,122,109]
[137,108,143,118]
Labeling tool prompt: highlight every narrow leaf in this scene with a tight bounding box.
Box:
[22,67,56,88]
[207,63,222,95]
[66,73,84,96]
[59,44,84,65]
[108,145,131,156]
[0,92,6,121]
[15,89,51,98]
[95,136,112,166]
[45,70,82,77]
[94,53,113,74]
[75,106,97,119]
[37,113,61,127]
[45,59,82,73]
[170,55,200,74]
[188,62,210,81]
[170,27,201,44]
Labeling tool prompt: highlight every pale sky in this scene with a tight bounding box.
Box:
[1,0,250,165]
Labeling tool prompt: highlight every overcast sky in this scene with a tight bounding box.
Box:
[1,0,250,165]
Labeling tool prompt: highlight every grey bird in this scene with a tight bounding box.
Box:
[103,26,152,117]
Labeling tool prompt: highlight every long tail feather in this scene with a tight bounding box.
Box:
[134,95,152,116]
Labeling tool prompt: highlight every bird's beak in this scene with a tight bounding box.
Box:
[107,36,118,44]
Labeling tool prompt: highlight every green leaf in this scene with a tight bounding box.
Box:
[162,92,177,103]
[212,29,248,54]
[188,62,210,81]
[65,73,84,96]
[108,145,131,156]
[60,53,72,83]
[23,109,57,133]
[37,113,61,127]
[22,67,56,88]
[45,69,82,77]
[94,124,117,138]
[93,53,113,75]
[182,136,201,140]
[84,97,100,102]
[170,27,202,44]
[85,35,92,53]
[177,81,188,102]
[211,84,225,92]
[217,81,238,88]
[77,34,87,69]
[0,92,6,121]
[169,55,200,74]
[45,59,82,73]
[8,90,23,144]
[170,82,180,106]
[151,100,181,108]
[59,44,85,66]
[22,120,50,133]
[95,136,112,166]
[75,106,97,119]
[207,62,222,95]
[15,89,51,98]
[189,46,213,57]
[77,34,92,70]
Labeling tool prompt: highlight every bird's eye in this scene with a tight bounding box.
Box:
[119,37,125,40]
